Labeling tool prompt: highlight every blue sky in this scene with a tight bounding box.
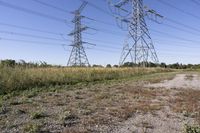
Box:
[0,0,200,66]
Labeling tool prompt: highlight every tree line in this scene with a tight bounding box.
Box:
[1,59,200,69]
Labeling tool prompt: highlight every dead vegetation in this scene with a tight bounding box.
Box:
[185,74,194,80]
[169,89,200,123]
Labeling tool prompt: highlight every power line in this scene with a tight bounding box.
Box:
[77,0,200,38]
[150,28,200,44]
[0,30,70,42]
[30,0,125,36]
[32,0,71,13]
[32,0,115,27]
[79,0,113,17]
[0,37,68,46]
[191,0,200,5]
[162,23,200,37]
[156,0,200,21]
[32,0,200,38]
[0,22,65,36]
[0,0,71,26]
[1,28,200,51]
[1,36,200,56]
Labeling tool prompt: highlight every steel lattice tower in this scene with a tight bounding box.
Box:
[109,0,161,67]
[67,2,90,67]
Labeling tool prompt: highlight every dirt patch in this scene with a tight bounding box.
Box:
[146,74,200,90]
[112,73,200,133]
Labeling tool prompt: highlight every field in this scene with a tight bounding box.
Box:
[0,67,200,133]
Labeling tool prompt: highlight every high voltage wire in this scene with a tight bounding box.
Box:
[4,36,200,50]
[154,38,200,47]
[2,0,200,40]
[0,22,65,36]
[2,19,200,47]
[0,30,70,42]
[32,0,71,13]
[1,36,200,56]
[32,0,115,27]
[4,37,199,57]
[1,22,200,50]
[156,0,200,21]
[1,28,200,51]
[78,0,200,38]
[191,0,200,5]
[23,0,200,39]
[1,0,123,37]
[150,29,200,44]
[162,23,200,37]
[0,0,72,27]
[0,37,68,46]
[84,0,200,37]
[79,0,113,17]
[0,1,200,56]
[1,19,200,42]
[0,21,125,45]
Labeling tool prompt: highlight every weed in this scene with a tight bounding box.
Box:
[60,111,79,127]
[23,123,42,133]
[30,111,46,119]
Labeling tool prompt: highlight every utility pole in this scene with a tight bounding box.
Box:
[108,0,163,67]
[67,1,90,67]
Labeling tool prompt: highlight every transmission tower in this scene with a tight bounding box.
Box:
[67,1,90,67]
[108,0,163,67]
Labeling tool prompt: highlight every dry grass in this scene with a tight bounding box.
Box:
[0,67,172,94]
[169,89,200,125]
[185,74,194,80]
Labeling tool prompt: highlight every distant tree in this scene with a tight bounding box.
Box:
[106,64,112,68]
[113,65,119,68]
[160,62,167,68]
[187,64,193,69]
[18,59,26,66]
[92,64,103,68]
[169,63,180,69]
[122,62,136,67]
[147,62,156,67]
[0,59,16,67]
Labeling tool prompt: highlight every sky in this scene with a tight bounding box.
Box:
[0,0,200,66]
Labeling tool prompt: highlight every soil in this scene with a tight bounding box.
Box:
[111,74,200,133]
[147,74,200,90]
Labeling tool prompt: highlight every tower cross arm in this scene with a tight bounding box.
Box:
[68,26,88,36]
[144,6,164,18]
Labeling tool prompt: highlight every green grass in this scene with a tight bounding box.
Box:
[0,67,173,95]
[185,125,200,133]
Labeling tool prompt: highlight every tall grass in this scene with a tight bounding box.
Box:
[0,67,172,94]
